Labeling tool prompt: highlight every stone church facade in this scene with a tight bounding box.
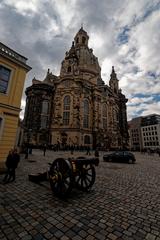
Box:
[23,27,128,149]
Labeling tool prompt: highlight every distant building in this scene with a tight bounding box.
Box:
[128,117,142,151]
[141,114,160,150]
[128,114,160,151]
[0,42,31,170]
[23,27,129,149]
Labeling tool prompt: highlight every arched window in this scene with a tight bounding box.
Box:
[67,66,71,72]
[83,99,89,128]
[82,36,86,44]
[102,104,107,129]
[63,95,70,125]
[42,101,49,114]
[76,37,79,43]
[84,135,90,144]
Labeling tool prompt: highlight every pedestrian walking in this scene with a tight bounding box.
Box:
[43,144,47,156]
[3,148,20,183]
[3,149,13,183]
[86,146,91,155]
[94,148,99,157]
[24,144,29,159]
[70,145,74,155]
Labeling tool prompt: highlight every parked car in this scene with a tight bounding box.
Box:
[103,151,136,163]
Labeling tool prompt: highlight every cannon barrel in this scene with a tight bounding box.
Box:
[71,157,99,166]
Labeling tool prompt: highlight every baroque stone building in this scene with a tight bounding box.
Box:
[23,27,128,149]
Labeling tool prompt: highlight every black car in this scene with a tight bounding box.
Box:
[103,151,136,163]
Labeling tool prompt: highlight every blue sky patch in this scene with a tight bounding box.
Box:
[135,108,146,116]
[147,71,160,79]
[117,26,130,45]
[143,3,160,21]
[132,93,159,101]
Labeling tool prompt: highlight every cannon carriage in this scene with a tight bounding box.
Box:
[29,156,99,198]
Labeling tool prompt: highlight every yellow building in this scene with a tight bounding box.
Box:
[0,42,31,171]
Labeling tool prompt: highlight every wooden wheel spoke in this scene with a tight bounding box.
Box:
[63,170,70,178]
[76,175,81,183]
[85,175,92,183]
[81,177,83,188]
[85,167,92,171]
[84,178,89,187]
[64,177,70,186]
[86,172,92,177]
[57,180,66,193]
[75,165,96,191]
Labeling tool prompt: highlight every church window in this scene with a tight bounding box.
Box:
[67,66,71,72]
[42,101,49,114]
[63,95,70,110]
[63,112,70,125]
[0,65,11,94]
[83,99,89,128]
[39,134,46,143]
[41,116,48,129]
[76,37,79,43]
[84,135,90,144]
[63,95,70,125]
[102,104,107,129]
[82,36,86,44]
[64,80,70,88]
[76,50,80,57]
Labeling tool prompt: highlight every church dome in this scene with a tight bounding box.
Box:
[60,27,101,80]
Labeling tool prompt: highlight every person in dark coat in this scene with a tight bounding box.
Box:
[3,148,20,183]
[43,144,47,156]
[3,149,13,183]
[86,146,91,155]
[94,148,99,157]
[11,148,20,181]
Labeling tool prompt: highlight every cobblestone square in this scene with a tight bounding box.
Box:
[1,150,160,239]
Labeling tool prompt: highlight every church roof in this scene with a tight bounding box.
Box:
[77,27,87,35]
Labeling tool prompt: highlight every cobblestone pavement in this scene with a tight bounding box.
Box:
[1,150,160,240]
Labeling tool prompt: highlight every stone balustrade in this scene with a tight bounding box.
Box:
[0,42,27,64]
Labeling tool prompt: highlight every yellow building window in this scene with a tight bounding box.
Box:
[0,65,11,94]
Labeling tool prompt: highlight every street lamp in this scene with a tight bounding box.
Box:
[25,128,32,159]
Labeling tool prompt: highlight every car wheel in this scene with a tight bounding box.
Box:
[103,158,108,162]
[128,159,133,164]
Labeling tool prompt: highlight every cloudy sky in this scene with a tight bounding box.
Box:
[0,0,160,120]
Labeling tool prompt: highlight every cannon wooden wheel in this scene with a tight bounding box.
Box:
[75,163,96,191]
[49,158,73,198]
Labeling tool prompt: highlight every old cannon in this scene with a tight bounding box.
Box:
[48,157,99,198]
[29,156,99,198]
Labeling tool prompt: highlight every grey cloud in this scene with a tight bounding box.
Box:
[0,0,160,120]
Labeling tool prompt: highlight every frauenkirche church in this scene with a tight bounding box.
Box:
[23,27,128,149]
